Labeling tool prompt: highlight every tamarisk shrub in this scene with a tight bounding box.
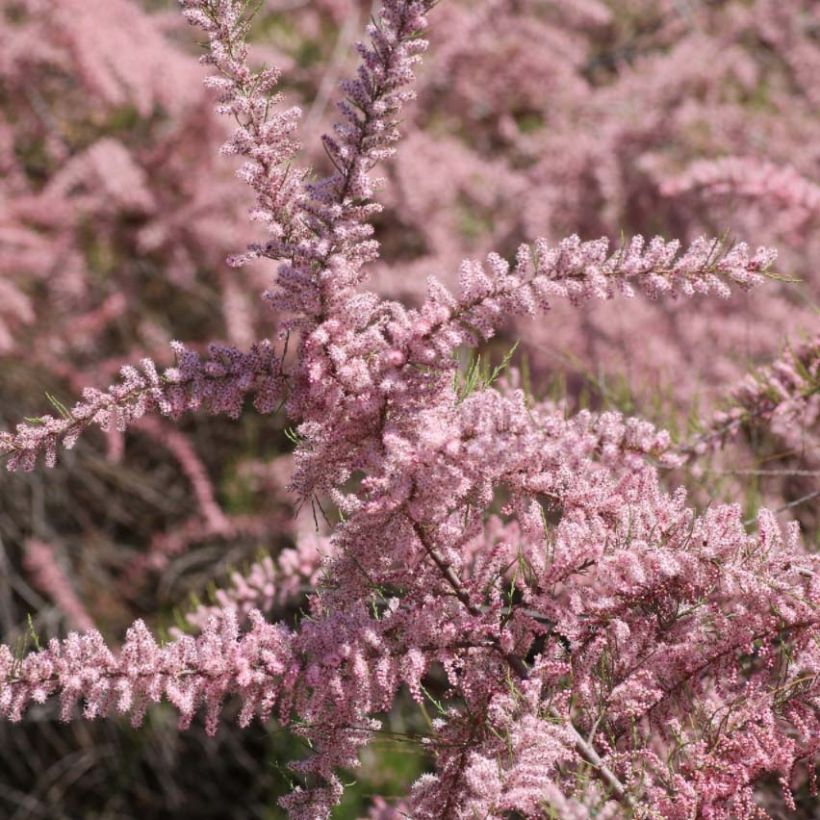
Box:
[1,1,817,818]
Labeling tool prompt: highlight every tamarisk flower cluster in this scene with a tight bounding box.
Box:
[396,0,819,430]
[0,610,294,735]
[178,0,306,250]
[0,341,282,471]
[177,532,329,634]
[283,233,775,503]
[1,1,816,818]
[686,334,819,461]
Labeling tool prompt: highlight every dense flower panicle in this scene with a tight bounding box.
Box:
[291,236,765,513]
[0,610,295,734]
[180,0,307,248]
[4,412,818,816]
[260,0,436,336]
[0,341,283,471]
[178,533,329,634]
[3,0,778,489]
[273,232,773,503]
[377,0,819,435]
[417,234,776,356]
[1,1,818,818]
[183,0,435,309]
[419,675,601,819]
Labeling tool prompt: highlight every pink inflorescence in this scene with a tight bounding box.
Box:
[1,1,817,818]
[0,341,283,471]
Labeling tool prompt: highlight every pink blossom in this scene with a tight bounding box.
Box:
[0,1,817,817]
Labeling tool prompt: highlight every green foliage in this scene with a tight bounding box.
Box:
[454,341,519,402]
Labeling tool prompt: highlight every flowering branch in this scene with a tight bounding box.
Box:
[411,518,634,806]
[683,334,819,458]
[0,610,294,735]
[416,234,777,359]
[179,0,307,248]
[1,0,816,817]
[266,0,436,295]
[0,341,283,471]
